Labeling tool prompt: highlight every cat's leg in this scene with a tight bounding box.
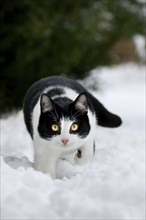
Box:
[62,149,78,165]
[74,140,95,165]
[33,147,60,179]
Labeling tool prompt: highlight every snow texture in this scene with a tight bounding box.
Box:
[1,63,145,220]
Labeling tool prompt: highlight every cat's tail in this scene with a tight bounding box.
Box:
[88,93,122,128]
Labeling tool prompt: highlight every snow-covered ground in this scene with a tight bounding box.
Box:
[1,62,145,219]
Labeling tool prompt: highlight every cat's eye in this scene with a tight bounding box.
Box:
[51,124,59,131]
[71,123,78,131]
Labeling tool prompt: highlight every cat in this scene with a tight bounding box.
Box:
[23,76,122,178]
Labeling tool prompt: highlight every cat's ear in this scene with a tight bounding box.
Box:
[40,94,54,113]
[74,93,88,113]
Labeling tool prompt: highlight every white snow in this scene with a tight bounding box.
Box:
[1,63,145,219]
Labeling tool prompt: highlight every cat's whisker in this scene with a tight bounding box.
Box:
[71,110,80,119]
[72,114,82,121]
[49,111,57,119]
[48,114,56,120]
[54,106,59,119]
[71,111,82,121]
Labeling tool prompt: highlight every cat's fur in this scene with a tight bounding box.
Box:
[23,76,122,178]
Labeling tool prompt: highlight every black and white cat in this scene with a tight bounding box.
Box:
[23,76,122,178]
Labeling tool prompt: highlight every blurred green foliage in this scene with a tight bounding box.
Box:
[0,0,145,113]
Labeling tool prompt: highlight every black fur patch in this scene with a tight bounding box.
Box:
[77,150,82,158]
[38,111,61,140]
[47,87,65,98]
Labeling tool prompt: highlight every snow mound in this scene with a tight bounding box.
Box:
[1,63,145,219]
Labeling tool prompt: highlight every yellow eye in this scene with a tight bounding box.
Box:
[51,124,59,131]
[71,123,78,131]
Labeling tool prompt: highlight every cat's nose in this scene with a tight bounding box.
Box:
[61,138,69,145]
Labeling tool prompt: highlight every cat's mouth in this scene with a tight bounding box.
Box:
[61,142,71,148]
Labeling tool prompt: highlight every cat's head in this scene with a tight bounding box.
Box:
[38,93,91,149]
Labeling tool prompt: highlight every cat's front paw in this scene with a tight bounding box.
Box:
[62,150,78,165]
[67,149,83,165]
